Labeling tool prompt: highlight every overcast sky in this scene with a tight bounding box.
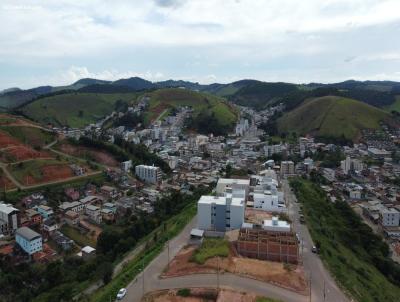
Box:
[1,0,400,90]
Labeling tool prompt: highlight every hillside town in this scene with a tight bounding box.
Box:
[0,96,400,302]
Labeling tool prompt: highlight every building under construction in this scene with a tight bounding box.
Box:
[237,227,299,264]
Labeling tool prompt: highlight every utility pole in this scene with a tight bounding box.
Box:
[167,234,170,270]
[323,279,326,302]
[217,256,220,291]
[142,256,145,295]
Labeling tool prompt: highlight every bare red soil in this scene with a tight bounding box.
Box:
[58,143,119,167]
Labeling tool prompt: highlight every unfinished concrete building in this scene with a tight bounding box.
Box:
[237,227,299,264]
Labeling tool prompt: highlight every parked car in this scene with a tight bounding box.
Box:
[299,215,305,224]
[117,288,127,300]
[311,246,319,254]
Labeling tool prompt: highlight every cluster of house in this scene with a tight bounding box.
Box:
[195,168,298,264]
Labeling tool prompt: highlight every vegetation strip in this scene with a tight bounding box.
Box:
[290,177,400,302]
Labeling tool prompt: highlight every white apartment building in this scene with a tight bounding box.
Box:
[341,156,366,175]
[0,202,20,234]
[215,178,250,198]
[135,165,162,184]
[380,207,400,227]
[197,194,245,232]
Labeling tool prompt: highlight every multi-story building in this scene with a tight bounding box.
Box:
[197,194,245,232]
[59,201,85,213]
[340,156,366,175]
[15,227,42,255]
[215,178,250,198]
[25,209,42,225]
[85,205,102,224]
[380,207,400,227]
[34,205,54,220]
[135,165,162,184]
[280,161,295,176]
[121,160,133,172]
[0,202,20,234]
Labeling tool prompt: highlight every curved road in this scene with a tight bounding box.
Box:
[117,180,350,302]
[122,216,307,302]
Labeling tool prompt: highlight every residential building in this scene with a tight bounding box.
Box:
[135,165,162,184]
[380,207,400,227]
[215,178,250,198]
[100,185,119,199]
[85,205,102,224]
[262,217,291,232]
[25,209,42,225]
[42,219,59,234]
[34,205,54,220]
[0,203,20,234]
[59,201,85,213]
[280,161,295,176]
[197,194,245,232]
[64,210,79,226]
[121,160,133,172]
[253,193,284,212]
[70,164,85,176]
[15,227,42,255]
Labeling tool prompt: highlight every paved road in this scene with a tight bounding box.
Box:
[121,216,308,302]
[282,179,350,302]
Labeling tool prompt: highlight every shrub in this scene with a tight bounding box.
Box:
[177,288,191,297]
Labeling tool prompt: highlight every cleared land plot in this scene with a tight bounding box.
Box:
[56,142,119,167]
[162,244,307,294]
[142,288,277,302]
[0,169,16,190]
[0,126,54,147]
[245,209,273,224]
[0,130,53,163]
[9,159,78,185]
[60,224,97,248]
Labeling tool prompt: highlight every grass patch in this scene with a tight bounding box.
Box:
[256,297,284,302]
[176,288,191,297]
[290,177,400,302]
[60,224,96,247]
[190,238,229,265]
[278,96,391,141]
[0,126,55,147]
[9,159,69,183]
[21,92,140,128]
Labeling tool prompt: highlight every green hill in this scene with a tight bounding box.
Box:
[145,88,237,135]
[277,96,392,141]
[20,92,140,128]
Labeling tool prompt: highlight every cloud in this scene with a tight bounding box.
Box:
[153,0,185,8]
[0,0,400,88]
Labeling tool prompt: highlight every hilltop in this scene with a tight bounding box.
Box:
[144,88,237,135]
[18,88,237,134]
[277,96,393,141]
[20,92,140,128]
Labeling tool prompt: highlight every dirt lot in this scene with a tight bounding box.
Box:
[0,131,53,162]
[58,143,119,167]
[142,288,260,302]
[0,114,38,127]
[245,208,273,224]
[162,245,307,294]
[0,175,16,190]
[21,164,74,186]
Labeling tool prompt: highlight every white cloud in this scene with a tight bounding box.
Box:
[0,0,399,88]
